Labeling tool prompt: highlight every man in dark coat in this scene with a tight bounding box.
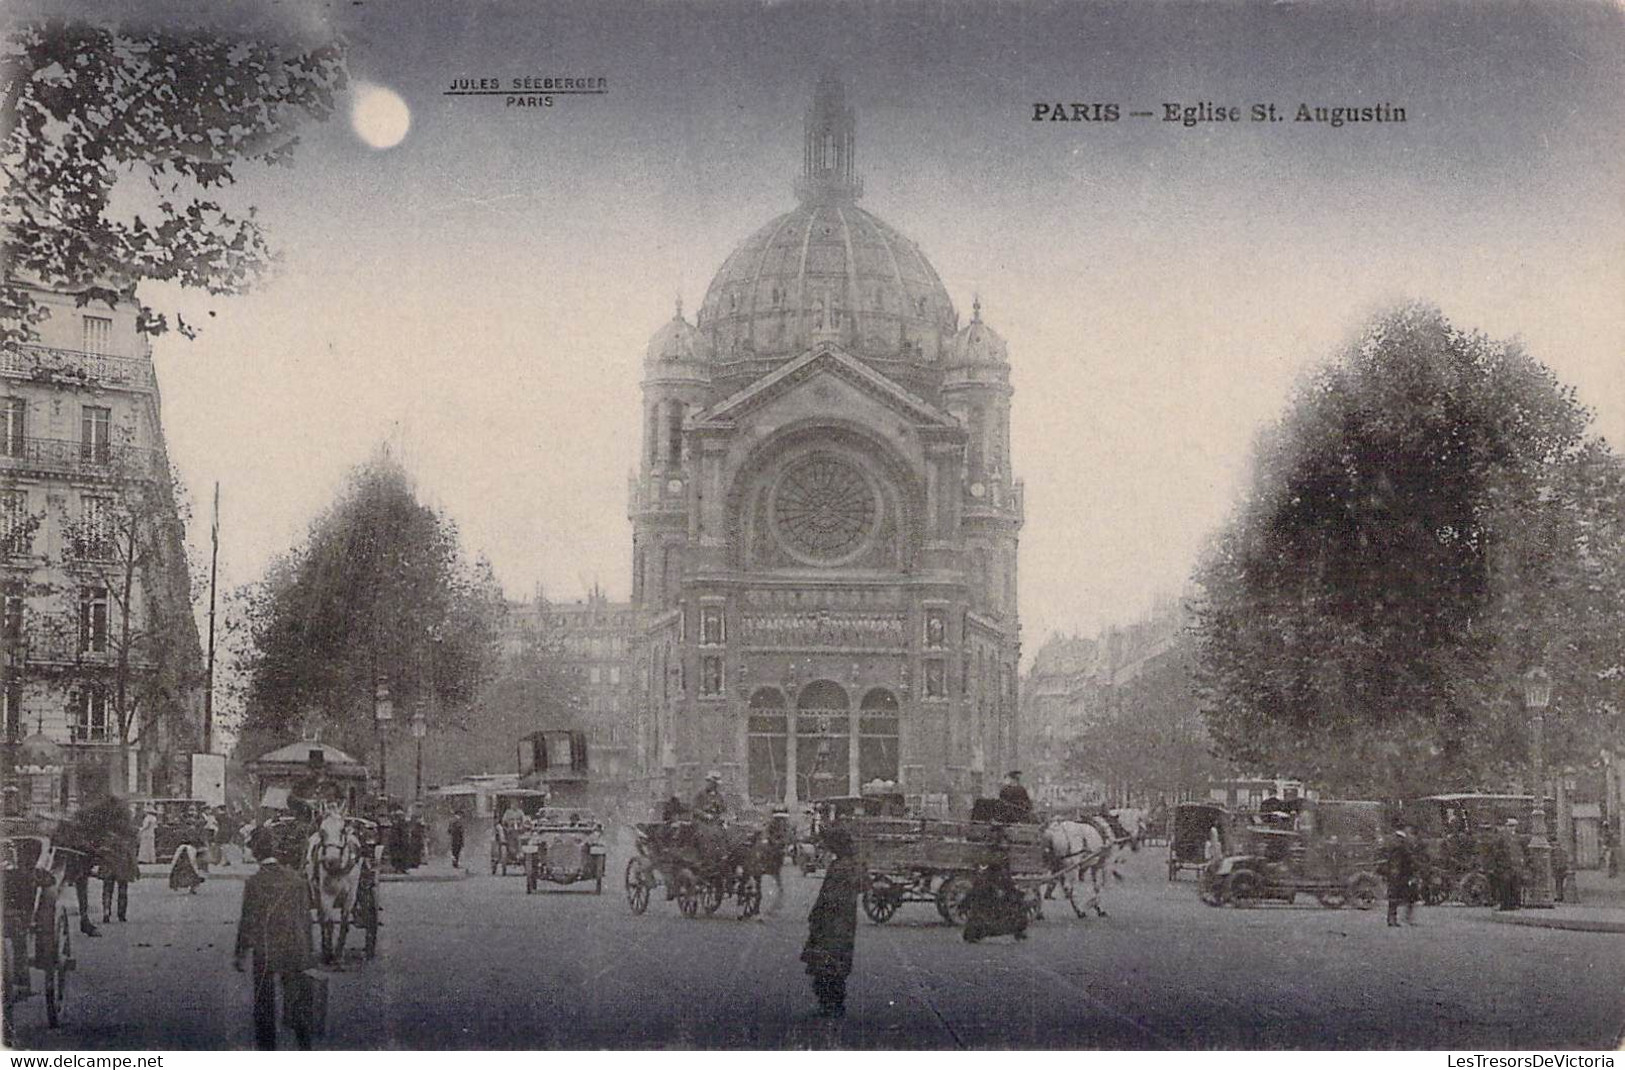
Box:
[1492,819,1525,911]
[235,828,315,1050]
[448,814,465,869]
[802,826,860,1018]
[1381,827,1418,927]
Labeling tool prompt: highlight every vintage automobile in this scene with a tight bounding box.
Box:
[1166,802,1235,881]
[490,789,551,875]
[1,835,80,1035]
[1400,793,1564,905]
[522,808,608,894]
[1200,799,1387,909]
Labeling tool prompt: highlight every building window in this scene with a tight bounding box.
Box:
[700,654,724,696]
[2,581,22,640]
[73,685,110,742]
[82,315,112,356]
[77,495,113,559]
[1,398,23,457]
[924,659,946,699]
[80,406,111,464]
[589,666,601,685]
[79,586,108,654]
[1,490,30,556]
[700,604,725,646]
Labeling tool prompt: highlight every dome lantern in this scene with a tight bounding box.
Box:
[794,73,863,206]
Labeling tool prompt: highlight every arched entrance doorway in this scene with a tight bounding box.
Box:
[797,680,850,801]
[746,687,788,804]
[858,687,900,789]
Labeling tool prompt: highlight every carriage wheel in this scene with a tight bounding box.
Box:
[701,880,724,915]
[935,874,973,926]
[676,878,699,918]
[624,858,651,915]
[737,876,762,919]
[1455,872,1492,907]
[862,884,902,924]
[43,911,69,1028]
[1226,870,1261,907]
[1346,872,1382,911]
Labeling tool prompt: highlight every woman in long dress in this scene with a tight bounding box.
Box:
[169,842,205,893]
[137,809,158,865]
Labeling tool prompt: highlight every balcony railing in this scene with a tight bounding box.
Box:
[0,436,157,481]
[1,343,155,390]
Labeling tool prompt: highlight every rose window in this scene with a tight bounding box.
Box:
[771,454,880,564]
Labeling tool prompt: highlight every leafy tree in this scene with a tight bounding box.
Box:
[1193,304,1623,796]
[1,17,346,343]
[239,452,505,765]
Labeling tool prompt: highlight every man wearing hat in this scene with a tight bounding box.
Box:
[1381,826,1419,927]
[235,826,315,1049]
[693,770,727,823]
[998,770,1034,823]
[1490,817,1526,911]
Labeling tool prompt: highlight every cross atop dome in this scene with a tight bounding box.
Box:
[794,73,864,204]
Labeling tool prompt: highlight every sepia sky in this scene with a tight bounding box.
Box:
[26,0,1625,653]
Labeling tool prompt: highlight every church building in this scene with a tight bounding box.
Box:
[630,77,1023,815]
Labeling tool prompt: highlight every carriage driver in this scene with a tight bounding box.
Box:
[693,771,728,823]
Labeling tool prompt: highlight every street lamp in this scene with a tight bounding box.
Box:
[1523,667,1555,908]
[411,711,427,801]
[374,679,393,798]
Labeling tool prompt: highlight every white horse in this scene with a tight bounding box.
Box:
[306,811,361,964]
[1042,817,1123,917]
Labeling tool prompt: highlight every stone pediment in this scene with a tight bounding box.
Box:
[690,342,960,433]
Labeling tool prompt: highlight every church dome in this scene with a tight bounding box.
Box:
[948,299,1008,365]
[695,75,957,365]
[645,301,711,365]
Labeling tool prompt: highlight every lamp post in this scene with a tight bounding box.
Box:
[1523,667,1555,908]
[411,711,426,801]
[374,679,393,798]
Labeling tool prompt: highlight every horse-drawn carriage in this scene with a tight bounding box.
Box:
[522,809,608,894]
[623,817,780,919]
[1167,802,1235,881]
[303,811,383,963]
[1199,799,1386,910]
[1,834,80,1035]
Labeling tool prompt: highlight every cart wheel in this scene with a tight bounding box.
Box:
[701,880,724,915]
[1316,889,1348,909]
[738,876,762,919]
[1347,872,1382,911]
[624,858,651,915]
[935,874,973,926]
[862,885,901,923]
[44,911,69,1028]
[1226,870,1261,907]
[1455,872,1492,907]
[676,878,699,918]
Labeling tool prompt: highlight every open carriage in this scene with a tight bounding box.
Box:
[1,834,81,1036]
[623,819,771,919]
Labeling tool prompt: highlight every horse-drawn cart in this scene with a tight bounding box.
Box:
[845,815,1053,925]
[624,819,773,920]
[1,835,80,1035]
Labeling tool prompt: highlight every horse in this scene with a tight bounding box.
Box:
[306,811,362,964]
[1042,817,1124,917]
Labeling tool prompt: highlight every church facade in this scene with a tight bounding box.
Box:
[629,78,1022,815]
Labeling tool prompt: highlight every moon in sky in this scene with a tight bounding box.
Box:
[350,83,411,150]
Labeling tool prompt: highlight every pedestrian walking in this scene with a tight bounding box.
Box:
[1381,827,1419,927]
[801,826,859,1018]
[448,814,465,869]
[100,828,139,923]
[234,829,315,1050]
[169,842,206,893]
[137,808,158,865]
